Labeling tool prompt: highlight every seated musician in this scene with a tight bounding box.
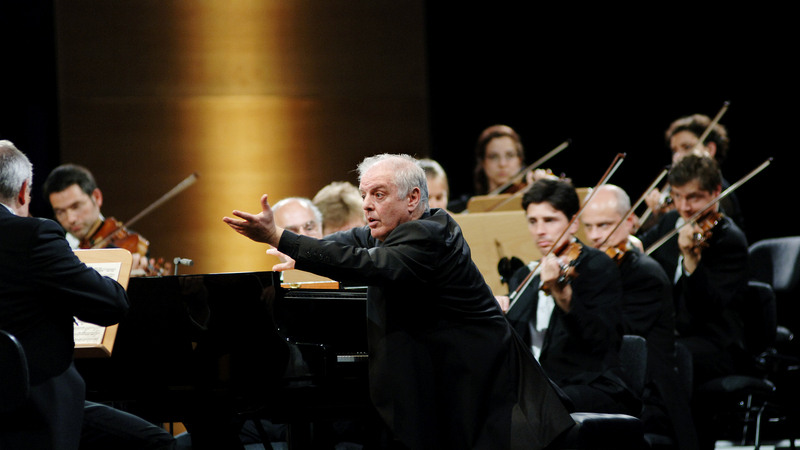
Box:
[312,182,367,235]
[499,178,640,416]
[582,184,698,449]
[42,164,152,275]
[224,154,575,449]
[272,197,324,238]
[638,154,748,387]
[418,158,450,212]
[0,141,175,450]
[643,114,744,233]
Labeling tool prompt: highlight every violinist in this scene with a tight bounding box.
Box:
[501,178,640,416]
[638,154,748,388]
[42,164,151,274]
[641,113,745,233]
[582,185,699,450]
[473,124,525,197]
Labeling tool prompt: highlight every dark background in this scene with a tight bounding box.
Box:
[2,3,794,244]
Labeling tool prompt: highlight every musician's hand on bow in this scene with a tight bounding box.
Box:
[267,248,295,272]
[678,222,702,274]
[541,254,572,312]
[224,194,284,247]
[495,295,510,313]
[644,188,661,212]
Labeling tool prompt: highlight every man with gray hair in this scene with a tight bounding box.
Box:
[0,140,175,450]
[225,153,573,449]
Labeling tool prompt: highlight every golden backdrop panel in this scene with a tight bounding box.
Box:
[55,1,426,98]
[55,1,428,275]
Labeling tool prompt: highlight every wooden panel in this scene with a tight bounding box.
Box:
[54,1,427,274]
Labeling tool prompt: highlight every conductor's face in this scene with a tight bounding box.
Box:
[360,162,419,242]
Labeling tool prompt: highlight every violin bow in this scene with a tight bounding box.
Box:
[597,166,669,250]
[645,157,771,255]
[90,172,200,249]
[126,172,200,228]
[507,153,626,312]
[639,101,730,224]
[484,139,571,203]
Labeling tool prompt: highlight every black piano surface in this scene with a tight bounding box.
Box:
[76,271,372,447]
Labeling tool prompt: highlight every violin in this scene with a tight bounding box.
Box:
[541,240,583,295]
[604,239,631,266]
[80,217,149,256]
[691,210,721,250]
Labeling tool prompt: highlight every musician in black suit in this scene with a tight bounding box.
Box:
[582,184,698,450]
[225,154,575,450]
[0,141,175,450]
[639,154,747,387]
[499,178,639,416]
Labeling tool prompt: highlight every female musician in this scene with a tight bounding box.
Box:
[473,124,526,196]
[500,178,640,416]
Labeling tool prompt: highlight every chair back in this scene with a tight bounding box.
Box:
[742,281,778,355]
[619,335,647,397]
[0,329,30,412]
[748,236,800,294]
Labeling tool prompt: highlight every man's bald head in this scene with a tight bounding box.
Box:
[581,184,633,251]
[273,197,323,238]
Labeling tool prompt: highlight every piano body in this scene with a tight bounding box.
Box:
[75,271,372,449]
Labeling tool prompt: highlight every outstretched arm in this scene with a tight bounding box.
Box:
[223,194,285,248]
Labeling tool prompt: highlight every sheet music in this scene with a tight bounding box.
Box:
[73,261,120,345]
[74,318,106,345]
[84,261,122,280]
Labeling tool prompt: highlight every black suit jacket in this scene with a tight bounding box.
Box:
[506,243,625,387]
[0,206,128,449]
[618,247,675,362]
[639,210,747,349]
[278,208,574,450]
[618,247,699,450]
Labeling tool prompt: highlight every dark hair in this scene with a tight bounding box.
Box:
[473,124,525,195]
[665,114,730,164]
[42,164,97,201]
[522,178,579,219]
[668,153,722,193]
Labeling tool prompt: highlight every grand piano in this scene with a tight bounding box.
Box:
[75,271,372,449]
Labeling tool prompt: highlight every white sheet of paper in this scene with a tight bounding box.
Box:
[84,261,122,280]
[74,318,106,345]
[73,261,120,345]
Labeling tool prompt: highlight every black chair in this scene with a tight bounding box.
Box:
[748,236,800,343]
[693,281,780,449]
[0,329,29,413]
[549,336,646,450]
[619,335,647,398]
